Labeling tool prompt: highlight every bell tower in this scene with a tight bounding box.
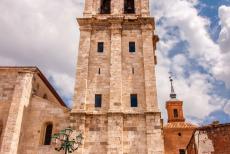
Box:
[71,0,164,153]
[166,76,185,123]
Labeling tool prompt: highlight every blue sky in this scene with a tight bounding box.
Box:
[0,0,230,125]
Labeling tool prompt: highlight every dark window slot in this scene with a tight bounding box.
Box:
[173,109,179,118]
[95,94,102,107]
[44,123,53,145]
[129,42,136,53]
[98,42,104,52]
[131,94,138,107]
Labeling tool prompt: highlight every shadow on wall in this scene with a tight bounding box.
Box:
[0,120,2,137]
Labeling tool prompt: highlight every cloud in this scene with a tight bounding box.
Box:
[152,0,230,123]
[213,5,230,88]
[0,0,84,104]
[0,0,229,124]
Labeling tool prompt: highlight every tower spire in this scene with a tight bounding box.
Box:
[169,73,177,99]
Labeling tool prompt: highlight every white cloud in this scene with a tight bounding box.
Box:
[0,0,84,104]
[214,5,230,88]
[152,0,230,123]
[0,0,229,123]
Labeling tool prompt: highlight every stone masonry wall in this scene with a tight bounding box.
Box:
[187,124,230,154]
[0,70,18,148]
[18,96,69,154]
[0,72,33,154]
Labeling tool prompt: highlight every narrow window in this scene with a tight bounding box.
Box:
[179,149,186,154]
[132,67,134,74]
[44,123,53,145]
[95,94,102,107]
[98,42,104,52]
[129,42,135,53]
[100,0,111,14]
[98,68,101,75]
[173,109,179,118]
[131,94,138,107]
[124,0,135,14]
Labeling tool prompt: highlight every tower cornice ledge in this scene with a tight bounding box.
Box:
[77,17,155,28]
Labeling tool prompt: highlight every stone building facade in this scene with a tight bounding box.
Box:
[163,79,196,154]
[0,67,69,154]
[70,0,164,153]
[186,123,230,154]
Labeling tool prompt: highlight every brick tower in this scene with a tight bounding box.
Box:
[70,0,164,153]
[163,76,196,154]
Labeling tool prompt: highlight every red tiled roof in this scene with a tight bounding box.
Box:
[164,122,197,129]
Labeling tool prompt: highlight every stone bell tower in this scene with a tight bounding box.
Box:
[70,0,164,153]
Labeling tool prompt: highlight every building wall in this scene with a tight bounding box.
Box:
[0,69,69,154]
[164,128,194,154]
[0,70,20,150]
[18,96,69,154]
[121,29,146,112]
[87,29,111,112]
[187,124,230,154]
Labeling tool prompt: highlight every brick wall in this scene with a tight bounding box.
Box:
[187,124,230,154]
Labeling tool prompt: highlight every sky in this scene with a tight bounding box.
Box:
[0,0,230,125]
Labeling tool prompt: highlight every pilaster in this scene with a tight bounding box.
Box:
[73,25,92,112]
[146,113,164,154]
[141,25,159,112]
[107,113,123,154]
[83,0,93,17]
[141,0,150,17]
[0,73,33,154]
[109,22,122,112]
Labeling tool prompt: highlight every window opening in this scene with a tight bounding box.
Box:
[124,0,135,14]
[100,0,111,14]
[179,149,186,154]
[44,123,53,145]
[131,94,138,107]
[95,94,102,107]
[129,42,136,52]
[98,42,104,53]
[173,109,179,118]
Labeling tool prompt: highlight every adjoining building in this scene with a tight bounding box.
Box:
[186,123,230,154]
[0,67,69,154]
[163,77,197,154]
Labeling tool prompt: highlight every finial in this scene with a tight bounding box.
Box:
[169,72,177,99]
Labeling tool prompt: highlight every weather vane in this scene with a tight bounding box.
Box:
[169,72,177,99]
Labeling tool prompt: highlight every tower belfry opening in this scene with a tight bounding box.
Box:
[124,0,135,14]
[100,0,111,14]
